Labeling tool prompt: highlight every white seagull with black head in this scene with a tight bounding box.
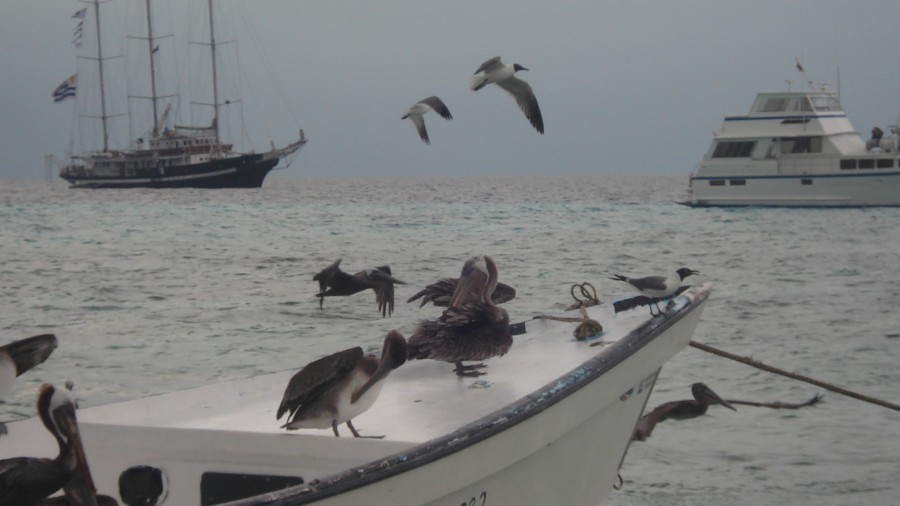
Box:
[401,96,453,144]
[610,267,699,316]
[470,56,544,134]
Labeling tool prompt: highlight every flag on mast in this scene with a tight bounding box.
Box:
[52,74,78,103]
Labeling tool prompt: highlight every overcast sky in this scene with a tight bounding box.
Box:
[2,0,899,181]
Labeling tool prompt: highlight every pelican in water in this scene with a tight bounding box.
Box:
[402,96,453,144]
[407,277,516,308]
[1,333,58,435]
[470,56,544,134]
[633,382,736,441]
[313,259,406,317]
[610,267,699,316]
[0,384,104,506]
[407,255,513,377]
[277,330,408,438]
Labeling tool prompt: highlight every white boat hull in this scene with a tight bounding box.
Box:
[688,171,900,207]
[1,287,710,506]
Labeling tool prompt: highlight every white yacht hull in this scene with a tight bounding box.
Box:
[689,171,900,207]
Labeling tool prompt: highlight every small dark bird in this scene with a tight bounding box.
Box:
[0,384,102,505]
[313,258,406,317]
[470,56,544,134]
[407,277,516,308]
[1,334,58,434]
[402,96,453,144]
[277,331,408,438]
[407,255,513,377]
[610,267,698,315]
[633,382,736,441]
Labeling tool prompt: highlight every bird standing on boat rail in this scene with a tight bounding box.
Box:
[407,255,513,377]
[277,331,408,438]
[633,382,736,441]
[470,56,544,134]
[0,383,107,505]
[313,259,406,318]
[610,267,699,316]
[402,96,453,144]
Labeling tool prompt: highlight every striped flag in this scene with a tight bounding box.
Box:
[52,74,77,103]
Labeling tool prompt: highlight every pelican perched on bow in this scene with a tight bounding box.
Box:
[407,277,516,308]
[470,56,544,134]
[277,331,408,438]
[0,384,103,505]
[407,255,513,377]
[633,382,736,441]
[313,259,406,317]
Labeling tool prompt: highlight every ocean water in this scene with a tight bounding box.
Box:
[1,175,898,505]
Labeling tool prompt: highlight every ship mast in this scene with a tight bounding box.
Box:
[207,0,221,155]
[144,0,160,136]
[86,0,110,152]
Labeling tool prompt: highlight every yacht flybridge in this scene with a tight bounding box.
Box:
[686,88,900,207]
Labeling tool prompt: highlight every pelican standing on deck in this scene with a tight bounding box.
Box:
[313,259,406,317]
[407,255,513,377]
[0,384,102,505]
[277,330,408,438]
[610,267,699,316]
[470,56,544,134]
[402,96,453,144]
[633,382,736,441]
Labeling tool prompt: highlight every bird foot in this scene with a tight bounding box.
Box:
[454,363,487,377]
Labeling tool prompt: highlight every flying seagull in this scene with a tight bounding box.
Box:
[610,267,698,316]
[402,96,453,144]
[470,56,544,134]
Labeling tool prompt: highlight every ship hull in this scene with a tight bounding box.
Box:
[60,153,279,189]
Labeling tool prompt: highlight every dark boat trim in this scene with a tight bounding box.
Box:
[61,154,279,189]
[223,288,710,506]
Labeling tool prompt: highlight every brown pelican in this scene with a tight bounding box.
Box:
[402,96,453,144]
[470,56,544,134]
[610,267,699,316]
[277,330,408,437]
[313,259,406,317]
[407,255,513,377]
[1,334,58,434]
[0,384,101,505]
[633,382,736,441]
[407,277,516,308]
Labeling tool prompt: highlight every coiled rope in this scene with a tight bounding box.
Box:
[689,340,900,412]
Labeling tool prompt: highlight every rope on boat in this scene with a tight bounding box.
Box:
[689,340,900,412]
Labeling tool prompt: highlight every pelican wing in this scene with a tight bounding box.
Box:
[496,76,544,134]
[277,347,364,420]
[1,334,58,376]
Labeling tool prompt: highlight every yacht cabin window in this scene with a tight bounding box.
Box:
[712,141,756,158]
[781,136,823,154]
[755,96,814,114]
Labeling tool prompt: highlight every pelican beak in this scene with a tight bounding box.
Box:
[351,332,407,403]
[699,384,736,411]
[55,404,100,506]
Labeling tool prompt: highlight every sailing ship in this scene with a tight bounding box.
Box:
[58,0,306,189]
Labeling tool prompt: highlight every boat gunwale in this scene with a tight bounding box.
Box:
[222,286,710,506]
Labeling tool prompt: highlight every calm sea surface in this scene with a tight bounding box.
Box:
[2,175,898,505]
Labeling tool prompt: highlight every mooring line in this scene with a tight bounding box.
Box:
[690,340,900,412]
